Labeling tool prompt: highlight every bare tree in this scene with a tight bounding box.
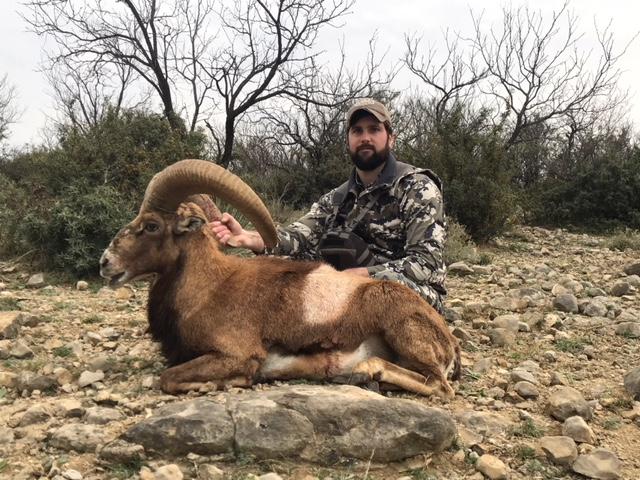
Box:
[403,29,487,129]
[201,0,353,167]
[250,37,395,170]
[24,0,215,133]
[0,74,18,143]
[45,59,145,133]
[471,1,631,149]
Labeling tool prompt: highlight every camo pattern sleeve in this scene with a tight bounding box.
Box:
[267,190,335,259]
[366,173,447,301]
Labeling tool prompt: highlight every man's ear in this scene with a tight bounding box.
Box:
[388,133,397,149]
[174,215,205,234]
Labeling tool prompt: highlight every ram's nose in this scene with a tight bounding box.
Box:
[99,250,112,277]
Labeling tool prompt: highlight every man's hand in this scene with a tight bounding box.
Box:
[343,267,370,277]
[210,213,266,253]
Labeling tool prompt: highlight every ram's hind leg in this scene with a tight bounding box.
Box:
[346,357,451,398]
[379,305,458,400]
[383,318,457,400]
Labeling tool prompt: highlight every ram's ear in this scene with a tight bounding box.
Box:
[174,203,207,235]
[173,215,205,234]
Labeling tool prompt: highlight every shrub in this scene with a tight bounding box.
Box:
[0,109,206,276]
[19,184,134,275]
[526,135,640,230]
[605,229,640,251]
[445,220,489,265]
[396,104,517,242]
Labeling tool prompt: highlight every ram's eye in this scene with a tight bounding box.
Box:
[144,222,159,233]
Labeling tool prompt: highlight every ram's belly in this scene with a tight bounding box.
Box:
[258,335,393,381]
[300,265,369,325]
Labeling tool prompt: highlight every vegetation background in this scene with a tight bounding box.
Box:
[1,0,639,276]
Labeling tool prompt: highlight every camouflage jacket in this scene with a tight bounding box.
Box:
[270,154,447,311]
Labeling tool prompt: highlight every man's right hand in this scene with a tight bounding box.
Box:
[210,213,266,253]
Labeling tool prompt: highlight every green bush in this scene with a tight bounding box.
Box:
[0,172,29,255]
[605,229,640,251]
[396,104,516,242]
[445,220,481,265]
[0,109,206,275]
[524,129,640,230]
[19,184,134,275]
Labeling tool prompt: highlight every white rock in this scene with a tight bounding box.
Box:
[476,454,508,480]
[540,435,578,466]
[154,464,184,480]
[197,464,224,480]
[27,273,45,288]
[258,474,283,480]
[77,370,105,388]
[62,469,83,480]
[563,416,596,444]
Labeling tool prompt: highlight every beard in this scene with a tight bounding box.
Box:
[349,143,391,171]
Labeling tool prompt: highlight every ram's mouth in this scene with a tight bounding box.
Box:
[108,272,127,288]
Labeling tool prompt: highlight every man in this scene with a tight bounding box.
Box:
[211,98,447,313]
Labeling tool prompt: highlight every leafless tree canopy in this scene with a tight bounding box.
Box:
[471,1,630,148]
[45,59,146,134]
[0,75,19,143]
[200,0,353,166]
[403,30,487,128]
[402,1,632,152]
[25,0,355,165]
[247,37,396,168]
[24,0,219,133]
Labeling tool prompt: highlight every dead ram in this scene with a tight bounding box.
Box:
[99,159,461,398]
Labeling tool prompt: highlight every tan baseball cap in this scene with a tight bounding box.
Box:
[346,98,392,128]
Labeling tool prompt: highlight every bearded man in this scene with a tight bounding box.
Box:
[211,98,447,313]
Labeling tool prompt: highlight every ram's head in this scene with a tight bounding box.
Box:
[99,159,278,287]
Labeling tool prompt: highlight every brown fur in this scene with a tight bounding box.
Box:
[100,203,461,398]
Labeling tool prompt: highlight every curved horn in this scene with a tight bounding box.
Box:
[140,159,278,248]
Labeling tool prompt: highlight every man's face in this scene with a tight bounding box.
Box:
[347,114,395,171]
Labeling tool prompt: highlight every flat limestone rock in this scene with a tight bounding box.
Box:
[123,385,456,464]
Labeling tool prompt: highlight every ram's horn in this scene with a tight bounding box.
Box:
[185,194,223,222]
[140,159,278,248]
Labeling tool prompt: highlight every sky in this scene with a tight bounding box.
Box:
[1,0,639,148]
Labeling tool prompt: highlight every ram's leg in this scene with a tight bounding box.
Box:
[259,350,333,381]
[160,352,262,394]
[347,357,453,398]
[382,317,456,400]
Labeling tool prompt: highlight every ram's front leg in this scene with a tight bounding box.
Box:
[160,352,263,394]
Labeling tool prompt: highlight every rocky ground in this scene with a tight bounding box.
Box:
[0,226,639,480]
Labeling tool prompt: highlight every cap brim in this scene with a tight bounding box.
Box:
[348,107,387,125]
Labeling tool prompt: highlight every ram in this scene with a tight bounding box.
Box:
[100,159,461,398]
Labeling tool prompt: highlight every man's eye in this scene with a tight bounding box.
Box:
[144,223,159,233]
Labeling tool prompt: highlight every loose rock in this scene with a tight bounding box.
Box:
[624,367,640,400]
[562,416,596,444]
[0,311,22,339]
[553,294,579,313]
[547,386,593,421]
[26,273,45,288]
[475,454,508,480]
[77,370,105,388]
[49,424,110,453]
[539,435,578,466]
[572,449,622,479]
